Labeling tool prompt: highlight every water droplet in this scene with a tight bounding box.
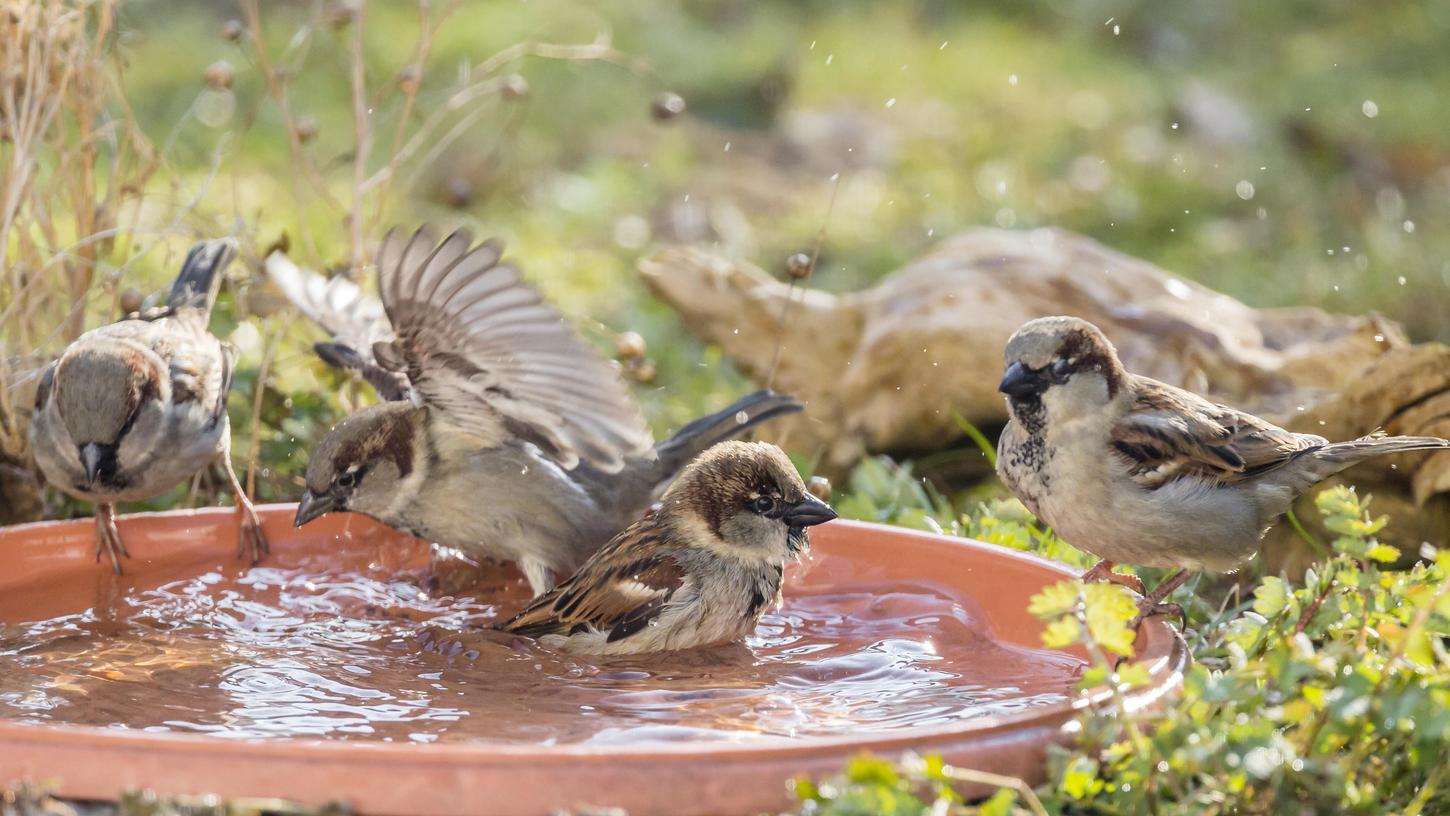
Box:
[1362,100,1378,118]
[1235,180,1255,200]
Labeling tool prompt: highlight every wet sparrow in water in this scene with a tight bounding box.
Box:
[30,239,268,573]
[499,440,837,655]
[995,316,1450,621]
[273,227,803,595]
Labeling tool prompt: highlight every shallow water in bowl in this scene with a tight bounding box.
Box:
[0,543,1082,746]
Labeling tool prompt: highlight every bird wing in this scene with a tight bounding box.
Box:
[1110,375,1325,488]
[499,520,686,643]
[263,250,411,401]
[375,225,652,472]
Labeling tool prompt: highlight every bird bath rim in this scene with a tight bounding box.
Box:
[0,505,1187,815]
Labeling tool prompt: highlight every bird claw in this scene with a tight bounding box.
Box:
[1079,560,1146,595]
[1129,599,1186,633]
[94,507,129,575]
[236,502,270,566]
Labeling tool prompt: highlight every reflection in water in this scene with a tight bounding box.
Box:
[0,552,1081,745]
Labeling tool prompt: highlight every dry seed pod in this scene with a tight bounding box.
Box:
[785,252,813,279]
[651,92,686,122]
[628,359,658,385]
[204,60,234,90]
[325,0,358,29]
[396,65,422,95]
[616,331,647,360]
[294,116,318,144]
[501,73,529,99]
[221,19,244,42]
[807,475,832,503]
[119,287,144,316]
[443,178,474,209]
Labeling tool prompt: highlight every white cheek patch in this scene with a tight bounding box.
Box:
[378,444,428,518]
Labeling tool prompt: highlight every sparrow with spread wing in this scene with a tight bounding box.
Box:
[499,440,836,654]
[995,316,1450,620]
[30,239,268,572]
[272,227,803,595]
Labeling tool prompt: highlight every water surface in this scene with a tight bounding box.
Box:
[0,535,1081,745]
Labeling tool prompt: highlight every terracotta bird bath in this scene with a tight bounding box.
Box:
[0,506,1185,815]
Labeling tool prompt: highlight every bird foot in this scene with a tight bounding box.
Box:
[1129,599,1186,633]
[94,506,129,575]
[236,499,270,565]
[1079,560,1146,595]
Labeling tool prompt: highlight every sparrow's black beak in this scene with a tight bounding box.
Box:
[79,442,114,488]
[782,493,838,528]
[293,490,336,528]
[998,361,1045,399]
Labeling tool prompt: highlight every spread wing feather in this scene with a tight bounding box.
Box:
[499,519,686,642]
[1111,375,1325,488]
[263,250,411,401]
[375,226,653,471]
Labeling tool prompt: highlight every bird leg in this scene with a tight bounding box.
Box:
[1078,559,1146,596]
[1129,568,1194,630]
[94,503,129,575]
[220,453,269,565]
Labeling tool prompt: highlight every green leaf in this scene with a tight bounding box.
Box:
[1367,543,1401,563]
[1253,576,1289,617]
[1028,580,1081,619]
[1060,756,1102,800]
[1043,616,1082,649]
[978,788,1018,816]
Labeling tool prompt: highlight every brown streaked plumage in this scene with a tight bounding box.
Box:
[499,441,837,655]
[995,315,1450,622]
[29,238,268,573]
[283,227,805,596]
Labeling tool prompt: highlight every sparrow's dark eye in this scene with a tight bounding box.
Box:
[751,495,776,515]
[1050,358,1073,382]
[337,470,358,489]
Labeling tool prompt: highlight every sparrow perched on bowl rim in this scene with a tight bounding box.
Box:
[29,239,268,573]
[269,226,804,595]
[995,315,1450,621]
[498,440,837,655]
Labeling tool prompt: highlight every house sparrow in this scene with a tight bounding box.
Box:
[995,315,1450,619]
[498,440,837,654]
[277,226,804,595]
[29,239,268,573]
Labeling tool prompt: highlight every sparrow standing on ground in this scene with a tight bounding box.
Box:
[995,315,1450,620]
[273,227,804,595]
[499,440,837,655]
[29,239,268,573]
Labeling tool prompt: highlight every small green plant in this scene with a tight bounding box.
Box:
[795,484,1450,814]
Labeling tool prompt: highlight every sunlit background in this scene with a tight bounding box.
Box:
[8,0,1450,510]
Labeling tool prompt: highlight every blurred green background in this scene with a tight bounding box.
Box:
[16,0,1450,511]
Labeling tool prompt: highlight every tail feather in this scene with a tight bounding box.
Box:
[167,238,239,316]
[653,390,803,475]
[1323,433,1450,461]
[1291,433,1450,491]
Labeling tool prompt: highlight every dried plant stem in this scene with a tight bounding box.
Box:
[239,0,342,213]
[245,316,294,498]
[347,1,370,273]
[766,173,842,390]
[370,0,453,230]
